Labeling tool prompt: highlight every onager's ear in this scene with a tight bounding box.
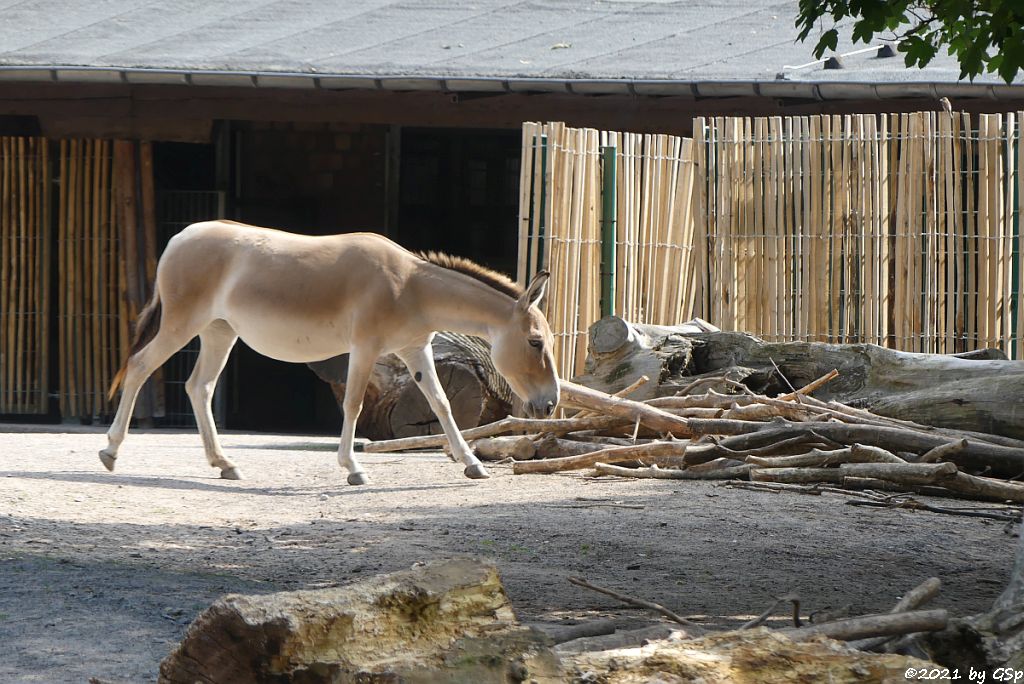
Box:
[517,270,549,311]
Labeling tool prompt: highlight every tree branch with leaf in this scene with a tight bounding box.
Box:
[795,1,1024,83]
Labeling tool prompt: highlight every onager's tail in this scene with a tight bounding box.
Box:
[107,291,162,401]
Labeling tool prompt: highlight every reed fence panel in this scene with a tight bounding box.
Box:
[0,137,50,414]
[520,112,1024,376]
[518,123,698,379]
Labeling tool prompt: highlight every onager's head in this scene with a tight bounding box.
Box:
[490,271,560,418]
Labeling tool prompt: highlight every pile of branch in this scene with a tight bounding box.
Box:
[363,371,1024,506]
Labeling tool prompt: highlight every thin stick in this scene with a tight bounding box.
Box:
[363,414,628,453]
[567,576,701,628]
[574,375,650,419]
[741,593,801,629]
[778,369,839,401]
[846,499,1019,522]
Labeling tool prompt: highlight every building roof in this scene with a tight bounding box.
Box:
[0,0,1019,99]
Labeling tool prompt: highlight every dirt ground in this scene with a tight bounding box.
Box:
[0,425,1018,682]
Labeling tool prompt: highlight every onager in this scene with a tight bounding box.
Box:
[101,220,560,484]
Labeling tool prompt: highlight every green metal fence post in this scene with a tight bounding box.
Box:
[538,134,548,272]
[600,145,617,317]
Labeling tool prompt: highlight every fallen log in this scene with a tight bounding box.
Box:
[309,332,514,440]
[533,434,620,459]
[595,462,754,480]
[554,624,685,654]
[745,444,904,468]
[750,467,844,484]
[837,462,959,485]
[781,609,948,643]
[158,558,560,683]
[471,436,536,461]
[918,438,969,464]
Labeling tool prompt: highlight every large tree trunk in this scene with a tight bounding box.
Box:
[575,316,1024,439]
[308,332,514,440]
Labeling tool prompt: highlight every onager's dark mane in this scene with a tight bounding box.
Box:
[417,251,523,299]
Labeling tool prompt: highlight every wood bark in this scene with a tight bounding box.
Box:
[309,332,513,440]
[577,316,1024,439]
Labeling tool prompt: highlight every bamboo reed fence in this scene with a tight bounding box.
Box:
[696,111,1022,357]
[519,112,1024,378]
[54,139,161,420]
[0,137,50,414]
[517,122,699,379]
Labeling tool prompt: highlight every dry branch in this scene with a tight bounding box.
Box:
[363,414,626,453]
[567,576,702,628]
[559,380,691,436]
[513,441,689,475]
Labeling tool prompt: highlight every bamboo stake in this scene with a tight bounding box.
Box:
[25,138,38,411]
[517,123,535,287]
[1003,113,1016,357]
[81,139,94,417]
[1018,109,1024,360]
[55,140,66,416]
[978,115,992,350]
[68,139,81,417]
[39,138,50,414]
[97,140,110,413]
[0,138,9,412]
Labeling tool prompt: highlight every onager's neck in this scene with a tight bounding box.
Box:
[415,268,516,340]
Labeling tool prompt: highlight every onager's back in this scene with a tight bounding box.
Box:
[101,220,559,484]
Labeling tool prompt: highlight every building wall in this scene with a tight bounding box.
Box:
[235,121,389,235]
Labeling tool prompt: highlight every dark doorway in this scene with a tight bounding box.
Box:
[396,128,521,276]
[222,122,388,434]
[152,141,221,429]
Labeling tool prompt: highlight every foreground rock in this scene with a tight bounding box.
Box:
[160,558,937,683]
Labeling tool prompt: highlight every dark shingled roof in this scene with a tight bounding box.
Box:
[0,1,1019,98]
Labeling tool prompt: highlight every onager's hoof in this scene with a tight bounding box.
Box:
[99,450,117,472]
[464,463,491,480]
[220,466,243,480]
[347,472,369,486]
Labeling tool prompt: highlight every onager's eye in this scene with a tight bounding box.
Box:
[528,338,543,349]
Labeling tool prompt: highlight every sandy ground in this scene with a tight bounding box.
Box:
[0,425,1018,682]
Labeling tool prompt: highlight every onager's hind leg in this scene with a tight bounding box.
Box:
[100,326,197,471]
[186,321,239,479]
[396,342,490,480]
[337,346,379,486]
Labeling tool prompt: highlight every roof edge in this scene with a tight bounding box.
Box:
[0,65,1017,100]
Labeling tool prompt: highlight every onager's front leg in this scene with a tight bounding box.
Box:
[397,342,490,480]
